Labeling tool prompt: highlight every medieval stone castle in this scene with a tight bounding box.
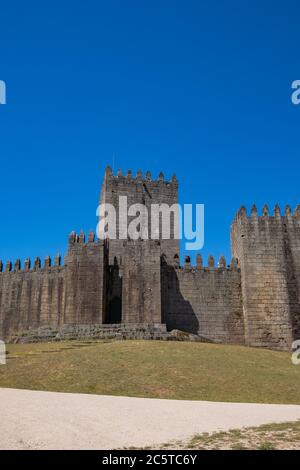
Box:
[0,166,299,350]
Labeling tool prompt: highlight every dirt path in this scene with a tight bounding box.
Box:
[1,388,300,450]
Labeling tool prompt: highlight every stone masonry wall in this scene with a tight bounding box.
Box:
[11,323,169,344]
[1,165,299,351]
[63,231,106,324]
[0,231,106,341]
[99,167,180,265]
[0,257,65,340]
[231,205,300,350]
[162,255,245,344]
[121,240,162,324]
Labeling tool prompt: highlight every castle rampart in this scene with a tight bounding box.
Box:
[0,255,65,339]
[0,168,299,350]
[162,255,245,344]
[0,232,106,340]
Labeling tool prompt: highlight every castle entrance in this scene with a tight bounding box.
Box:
[107,296,122,324]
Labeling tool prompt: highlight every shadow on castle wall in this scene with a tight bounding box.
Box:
[162,263,199,335]
[105,258,123,324]
[283,229,300,340]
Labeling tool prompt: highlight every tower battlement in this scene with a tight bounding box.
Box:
[234,204,300,223]
[103,165,178,186]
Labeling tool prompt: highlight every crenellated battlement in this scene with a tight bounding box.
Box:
[233,204,300,223]
[167,254,239,272]
[0,254,63,274]
[104,165,178,187]
[0,230,105,276]
[68,229,97,245]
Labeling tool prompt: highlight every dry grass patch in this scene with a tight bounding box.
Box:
[155,420,300,450]
[0,340,299,404]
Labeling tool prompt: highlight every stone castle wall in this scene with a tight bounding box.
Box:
[0,233,106,341]
[0,167,300,350]
[0,257,65,339]
[121,240,162,324]
[231,205,300,350]
[63,232,106,324]
[162,256,245,344]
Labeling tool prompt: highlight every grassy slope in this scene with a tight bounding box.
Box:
[0,340,299,404]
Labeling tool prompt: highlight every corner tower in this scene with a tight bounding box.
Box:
[231,204,300,350]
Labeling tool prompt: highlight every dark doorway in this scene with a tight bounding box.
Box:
[107,296,122,323]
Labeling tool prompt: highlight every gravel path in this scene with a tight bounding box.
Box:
[1,388,300,449]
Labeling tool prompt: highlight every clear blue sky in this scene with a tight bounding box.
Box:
[0,0,300,266]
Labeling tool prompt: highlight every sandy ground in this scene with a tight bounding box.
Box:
[1,388,300,450]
